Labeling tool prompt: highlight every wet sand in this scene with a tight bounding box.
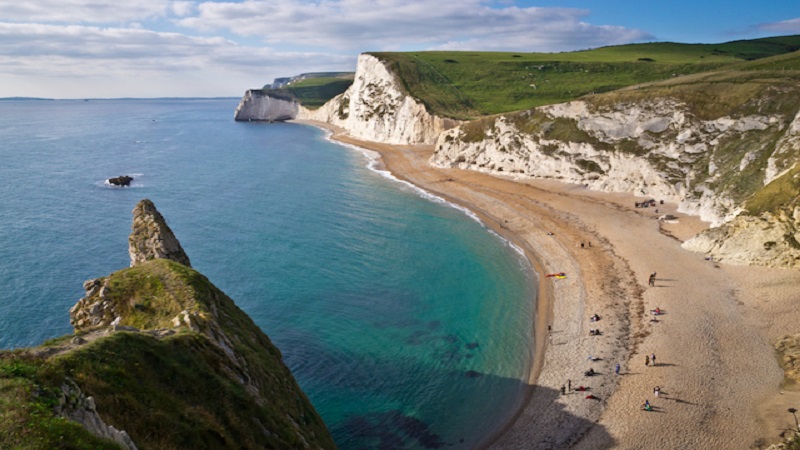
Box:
[297,120,800,449]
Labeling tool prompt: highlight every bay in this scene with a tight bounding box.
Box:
[0,98,536,449]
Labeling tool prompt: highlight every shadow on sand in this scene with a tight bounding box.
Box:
[488,382,616,449]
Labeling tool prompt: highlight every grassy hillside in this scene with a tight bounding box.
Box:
[264,74,354,109]
[371,35,800,119]
[0,259,336,449]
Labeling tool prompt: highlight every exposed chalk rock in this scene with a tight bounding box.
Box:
[300,53,459,144]
[128,199,191,268]
[234,90,299,122]
[54,378,138,450]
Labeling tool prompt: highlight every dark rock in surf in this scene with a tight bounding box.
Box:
[108,175,133,187]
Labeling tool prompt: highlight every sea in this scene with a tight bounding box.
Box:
[0,98,537,449]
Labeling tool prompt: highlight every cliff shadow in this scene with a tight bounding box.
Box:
[282,325,615,450]
[487,382,616,450]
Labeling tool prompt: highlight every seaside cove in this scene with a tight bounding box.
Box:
[0,98,538,449]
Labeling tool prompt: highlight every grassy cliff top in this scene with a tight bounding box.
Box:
[370,35,800,119]
[263,74,354,109]
[1,258,335,449]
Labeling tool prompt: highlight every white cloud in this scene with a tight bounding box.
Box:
[758,17,800,34]
[0,0,170,23]
[175,0,652,52]
[0,0,658,97]
[171,1,196,17]
[0,22,354,97]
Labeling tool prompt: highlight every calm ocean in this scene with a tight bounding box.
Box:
[0,98,536,449]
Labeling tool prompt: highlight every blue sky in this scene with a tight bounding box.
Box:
[0,0,798,98]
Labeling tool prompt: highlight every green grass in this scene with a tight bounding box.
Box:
[0,355,123,449]
[745,163,800,216]
[264,75,354,109]
[370,35,800,119]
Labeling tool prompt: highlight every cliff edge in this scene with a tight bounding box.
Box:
[0,199,336,449]
[300,53,459,144]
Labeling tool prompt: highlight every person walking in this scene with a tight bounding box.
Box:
[567,379,571,392]
[654,386,661,398]
[645,355,650,367]
[615,362,620,375]
[651,353,656,366]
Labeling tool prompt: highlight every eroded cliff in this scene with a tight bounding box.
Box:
[0,199,336,449]
[429,71,800,267]
[235,89,300,122]
[300,54,459,144]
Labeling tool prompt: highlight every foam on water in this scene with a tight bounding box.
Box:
[325,131,532,272]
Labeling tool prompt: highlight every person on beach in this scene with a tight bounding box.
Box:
[648,272,656,287]
[654,386,661,398]
[615,363,621,374]
[560,385,566,395]
[568,379,571,392]
[651,353,656,366]
[642,400,652,411]
[645,355,650,367]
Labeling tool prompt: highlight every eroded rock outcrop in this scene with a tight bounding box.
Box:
[682,207,800,268]
[4,199,336,449]
[234,90,300,122]
[128,198,191,267]
[54,378,138,450]
[431,98,796,226]
[300,53,459,144]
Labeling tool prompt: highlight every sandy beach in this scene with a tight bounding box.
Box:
[297,120,800,449]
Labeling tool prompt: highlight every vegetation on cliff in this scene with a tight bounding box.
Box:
[371,35,800,120]
[262,74,354,109]
[436,47,800,222]
[0,200,336,449]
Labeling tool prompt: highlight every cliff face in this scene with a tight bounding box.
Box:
[682,207,800,267]
[1,199,336,450]
[234,89,300,122]
[300,54,459,144]
[427,80,800,268]
[432,98,798,225]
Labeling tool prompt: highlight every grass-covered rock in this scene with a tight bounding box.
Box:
[0,200,336,449]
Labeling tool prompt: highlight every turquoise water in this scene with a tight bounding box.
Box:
[0,98,536,449]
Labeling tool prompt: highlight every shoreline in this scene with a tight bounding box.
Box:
[294,119,800,449]
[299,119,553,445]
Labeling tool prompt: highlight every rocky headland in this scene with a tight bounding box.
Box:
[235,89,300,122]
[0,199,336,449]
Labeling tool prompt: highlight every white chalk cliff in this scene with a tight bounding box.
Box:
[427,97,800,267]
[234,90,299,122]
[299,54,459,144]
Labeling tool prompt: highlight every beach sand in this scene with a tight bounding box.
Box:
[297,120,800,449]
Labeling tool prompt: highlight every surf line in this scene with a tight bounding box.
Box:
[320,129,531,263]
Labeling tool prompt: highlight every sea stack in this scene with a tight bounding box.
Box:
[8,198,336,449]
[107,175,133,186]
[128,199,191,267]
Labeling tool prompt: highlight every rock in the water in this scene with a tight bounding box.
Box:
[107,175,133,187]
[128,199,191,268]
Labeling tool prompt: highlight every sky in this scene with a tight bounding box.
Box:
[1,0,799,98]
